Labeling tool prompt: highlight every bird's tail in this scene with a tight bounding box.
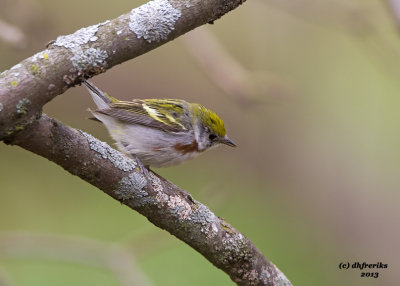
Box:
[83,80,117,110]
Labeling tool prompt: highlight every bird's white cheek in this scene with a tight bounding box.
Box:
[196,137,209,151]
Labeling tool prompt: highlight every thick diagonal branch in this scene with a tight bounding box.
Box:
[5,114,291,286]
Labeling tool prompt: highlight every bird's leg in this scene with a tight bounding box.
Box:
[134,156,154,192]
[135,155,150,178]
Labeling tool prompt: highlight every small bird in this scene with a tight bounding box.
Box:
[83,80,236,168]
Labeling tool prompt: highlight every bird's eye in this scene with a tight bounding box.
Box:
[209,134,217,141]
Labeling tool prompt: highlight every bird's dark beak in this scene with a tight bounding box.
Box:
[220,135,237,147]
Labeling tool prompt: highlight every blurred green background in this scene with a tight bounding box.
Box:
[1,0,399,285]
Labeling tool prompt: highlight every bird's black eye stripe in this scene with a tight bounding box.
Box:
[209,134,217,140]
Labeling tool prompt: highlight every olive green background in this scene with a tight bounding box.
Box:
[0,0,399,285]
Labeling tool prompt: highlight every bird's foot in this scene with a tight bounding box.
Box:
[135,156,150,178]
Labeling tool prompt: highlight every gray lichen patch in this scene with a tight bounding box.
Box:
[79,130,136,172]
[149,172,163,193]
[259,266,270,284]
[184,0,191,8]
[5,64,21,79]
[259,264,291,286]
[272,265,291,286]
[10,63,22,71]
[221,232,252,264]
[51,20,110,71]
[116,172,148,201]
[242,270,259,284]
[0,102,3,112]
[189,203,220,238]
[190,203,216,225]
[70,47,108,70]
[167,195,192,220]
[16,98,31,116]
[129,0,182,43]
[149,173,173,204]
[148,173,194,219]
[53,20,110,48]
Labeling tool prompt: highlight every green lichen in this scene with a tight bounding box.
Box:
[4,113,41,138]
[30,64,40,76]
[5,126,25,136]
[10,81,18,87]
[42,53,49,60]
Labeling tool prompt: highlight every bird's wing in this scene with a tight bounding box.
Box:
[94,99,191,133]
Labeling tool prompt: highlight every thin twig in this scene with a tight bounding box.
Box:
[385,0,400,31]
[0,266,16,286]
[182,28,250,102]
[260,0,371,35]
[0,231,153,286]
[0,19,26,48]
[182,28,294,105]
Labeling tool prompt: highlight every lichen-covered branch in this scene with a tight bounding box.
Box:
[5,114,291,286]
[0,0,292,284]
[0,0,246,139]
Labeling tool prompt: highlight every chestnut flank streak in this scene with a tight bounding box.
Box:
[174,140,200,154]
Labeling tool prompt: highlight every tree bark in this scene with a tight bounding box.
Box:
[0,0,292,285]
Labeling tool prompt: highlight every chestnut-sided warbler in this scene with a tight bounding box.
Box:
[83,80,236,168]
